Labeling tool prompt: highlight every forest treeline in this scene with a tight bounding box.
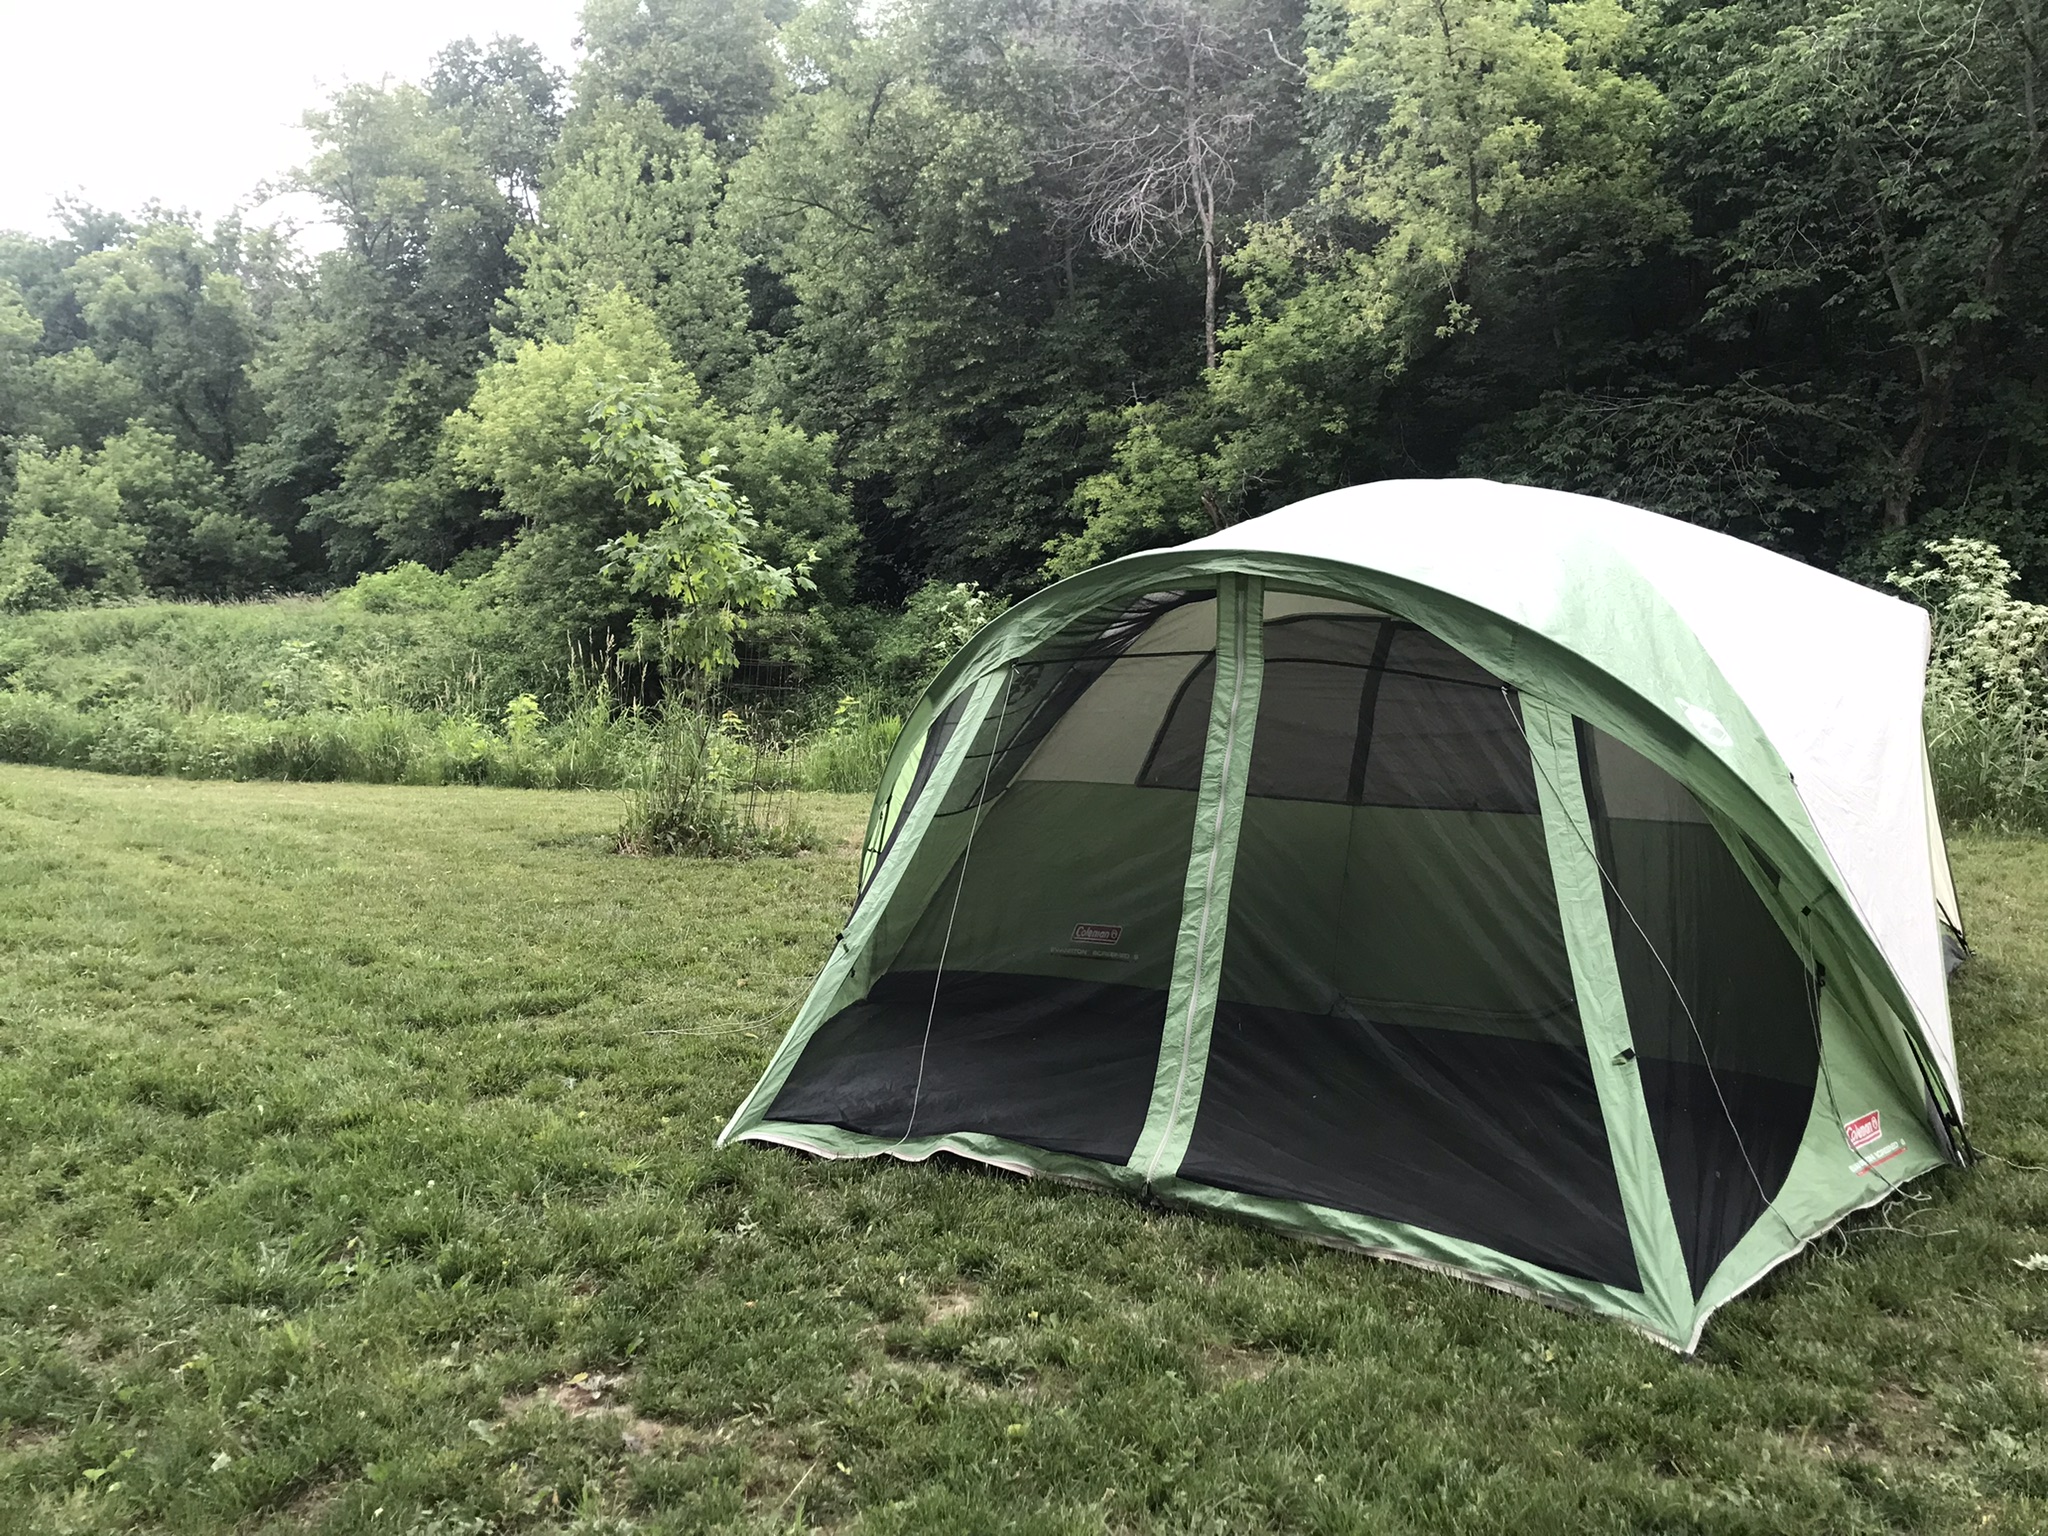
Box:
[1,0,2044,694]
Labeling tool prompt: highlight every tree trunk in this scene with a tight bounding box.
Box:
[1202,222,1218,371]
[1885,375,1953,529]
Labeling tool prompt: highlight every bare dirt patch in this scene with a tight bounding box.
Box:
[2,1423,60,1456]
[273,1476,345,1530]
[502,1370,679,1455]
[1204,1341,1283,1385]
[924,1285,978,1325]
[1792,1382,1951,1466]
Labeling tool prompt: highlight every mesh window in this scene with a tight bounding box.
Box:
[769,591,1216,1164]
[859,692,971,897]
[1578,724,1818,1296]
[1178,595,1639,1287]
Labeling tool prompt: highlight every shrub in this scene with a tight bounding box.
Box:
[331,561,468,614]
[1890,537,2048,830]
[617,707,816,858]
[873,581,1005,702]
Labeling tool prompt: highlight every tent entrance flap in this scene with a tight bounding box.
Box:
[1170,594,1640,1288]
[765,589,1221,1165]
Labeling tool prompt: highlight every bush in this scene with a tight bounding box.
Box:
[1891,537,2048,830]
[617,707,815,858]
[331,561,468,614]
[872,582,1005,702]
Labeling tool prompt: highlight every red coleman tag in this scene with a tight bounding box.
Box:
[1843,1110,1905,1175]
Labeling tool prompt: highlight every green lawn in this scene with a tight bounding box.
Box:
[3,768,2048,1535]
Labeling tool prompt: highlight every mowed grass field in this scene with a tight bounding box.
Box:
[4,769,2048,1534]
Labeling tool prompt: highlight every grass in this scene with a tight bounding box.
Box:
[0,595,903,796]
[0,691,898,797]
[1,768,2047,1533]
[0,594,512,719]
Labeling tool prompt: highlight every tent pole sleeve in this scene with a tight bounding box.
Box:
[716,669,1009,1147]
[1130,574,1265,1185]
[1524,696,1695,1341]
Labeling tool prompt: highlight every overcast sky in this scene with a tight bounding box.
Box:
[0,0,585,246]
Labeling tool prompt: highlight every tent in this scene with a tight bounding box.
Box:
[720,479,1968,1351]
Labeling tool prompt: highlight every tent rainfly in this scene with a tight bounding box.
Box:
[720,480,1969,1351]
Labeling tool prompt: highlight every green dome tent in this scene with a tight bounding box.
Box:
[721,480,1967,1351]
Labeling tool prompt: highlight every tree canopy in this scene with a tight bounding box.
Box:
[0,0,2040,651]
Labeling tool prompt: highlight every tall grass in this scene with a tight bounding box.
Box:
[0,594,531,717]
[0,593,907,798]
[0,690,902,795]
[1925,695,2048,831]
[796,693,903,792]
[0,691,653,789]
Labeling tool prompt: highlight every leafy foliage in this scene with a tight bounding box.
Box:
[1894,538,2048,828]
[588,382,810,684]
[0,0,2039,745]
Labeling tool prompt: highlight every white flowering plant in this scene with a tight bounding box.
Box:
[1890,537,2048,828]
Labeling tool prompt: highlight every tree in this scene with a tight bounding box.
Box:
[68,217,268,470]
[573,0,792,153]
[508,102,754,389]
[96,424,287,597]
[589,383,807,683]
[1058,0,1683,566]
[731,0,1203,592]
[444,289,851,677]
[427,35,568,221]
[249,71,556,573]
[0,445,143,610]
[1689,0,2048,529]
[1033,0,1307,370]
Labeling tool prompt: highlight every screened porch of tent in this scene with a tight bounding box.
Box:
[757,582,1828,1309]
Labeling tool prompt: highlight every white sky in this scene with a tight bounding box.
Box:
[0,0,585,249]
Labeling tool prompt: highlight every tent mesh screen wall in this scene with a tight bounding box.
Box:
[1175,593,1638,1288]
[769,589,1218,1165]
[1578,723,1819,1296]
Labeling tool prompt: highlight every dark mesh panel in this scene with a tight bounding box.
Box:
[1144,615,1539,811]
[1186,1003,1634,1284]
[1138,658,1213,790]
[1181,602,1638,1287]
[1579,724,1818,1297]
[767,971,1164,1163]
[860,693,970,897]
[771,590,1216,1158]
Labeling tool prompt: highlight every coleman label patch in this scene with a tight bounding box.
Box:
[1844,1110,1906,1175]
[1051,922,1134,963]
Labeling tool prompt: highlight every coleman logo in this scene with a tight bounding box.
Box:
[1844,1110,1906,1175]
[1072,923,1124,946]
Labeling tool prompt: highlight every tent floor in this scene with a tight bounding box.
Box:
[766,972,1816,1294]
